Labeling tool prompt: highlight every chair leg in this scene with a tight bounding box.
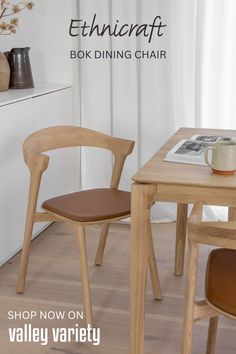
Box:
[16,172,42,294]
[206,316,219,354]
[181,240,199,354]
[175,203,188,276]
[76,225,93,327]
[95,224,109,266]
[16,214,35,293]
[228,207,236,221]
[148,223,162,300]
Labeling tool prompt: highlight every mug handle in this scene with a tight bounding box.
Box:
[204,146,216,168]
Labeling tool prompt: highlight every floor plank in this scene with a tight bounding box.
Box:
[0,222,235,353]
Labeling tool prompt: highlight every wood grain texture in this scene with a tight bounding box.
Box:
[148,222,162,300]
[175,204,188,276]
[95,224,110,266]
[17,126,135,329]
[133,127,236,188]
[228,207,236,221]
[206,317,219,354]
[130,183,156,354]
[181,204,236,354]
[16,171,43,293]
[1,222,236,353]
[180,240,200,354]
[75,225,93,327]
[130,127,236,354]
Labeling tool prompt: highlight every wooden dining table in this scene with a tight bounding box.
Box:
[130,127,236,354]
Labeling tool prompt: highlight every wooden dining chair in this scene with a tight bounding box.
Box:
[181,203,236,354]
[17,125,162,326]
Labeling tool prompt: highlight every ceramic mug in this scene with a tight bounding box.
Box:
[204,141,236,175]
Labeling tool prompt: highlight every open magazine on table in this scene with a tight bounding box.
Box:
[164,135,236,165]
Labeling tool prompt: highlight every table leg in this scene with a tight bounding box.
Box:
[148,221,162,300]
[130,183,156,354]
[175,203,188,276]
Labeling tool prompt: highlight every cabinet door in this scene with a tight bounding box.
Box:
[0,100,34,265]
[33,88,77,234]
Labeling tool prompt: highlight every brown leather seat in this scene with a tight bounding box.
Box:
[42,188,131,222]
[205,248,236,317]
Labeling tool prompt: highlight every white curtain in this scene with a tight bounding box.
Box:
[195,0,236,221]
[76,0,236,221]
[195,0,236,131]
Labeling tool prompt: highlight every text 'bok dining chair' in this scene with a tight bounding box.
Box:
[181,204,236,354]
[16,126,162,326]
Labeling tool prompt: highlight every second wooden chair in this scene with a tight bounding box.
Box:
[181,204,236,354]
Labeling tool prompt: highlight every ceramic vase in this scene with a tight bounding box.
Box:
[0,52,10,92]
[6,47,34,89]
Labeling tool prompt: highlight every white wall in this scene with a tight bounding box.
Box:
[1,0,77,84]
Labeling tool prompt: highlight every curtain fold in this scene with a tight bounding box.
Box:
[196,0,236,130]
[195,0,236,221]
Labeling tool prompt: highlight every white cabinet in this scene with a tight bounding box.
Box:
[0,84,76,266]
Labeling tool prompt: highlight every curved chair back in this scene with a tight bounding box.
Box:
[23,125,135,188]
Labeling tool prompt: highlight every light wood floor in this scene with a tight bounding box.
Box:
[0,222,236,354]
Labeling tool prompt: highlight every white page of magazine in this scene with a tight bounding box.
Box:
[164,139,207,165]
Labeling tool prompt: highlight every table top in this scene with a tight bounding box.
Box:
[132,127,236,189]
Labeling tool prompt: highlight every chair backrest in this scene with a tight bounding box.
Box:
[23,125,135,188]
[188,204,236,250]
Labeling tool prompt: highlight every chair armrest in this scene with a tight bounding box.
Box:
[188,204,236,249]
